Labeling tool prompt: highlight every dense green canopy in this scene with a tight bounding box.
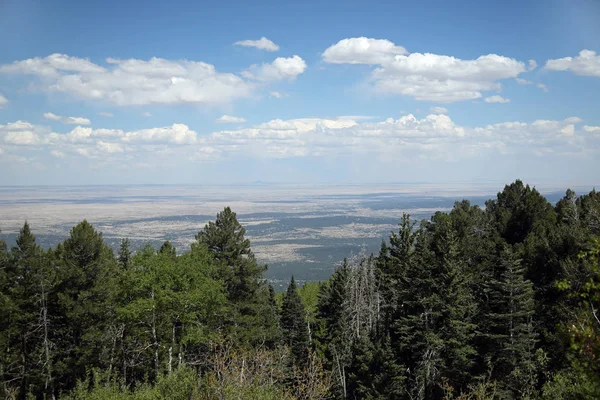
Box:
[1,181,599,399]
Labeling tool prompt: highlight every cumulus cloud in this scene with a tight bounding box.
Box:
[564,117,583,124]
[537,83,549,92]
[269,91,284,98]
[515,78,533,85]
[560,124,575,136]
[528,60,537,71]
[97,141,124,153]
[216,115,247,124]
[545,50,600,77]
[121,124,197,144]
[44,112,91,125]
[234,37,279,52]
[430,107,448,114]
[0,121,46,145]
[2,115,596,165]
[142,112,152,117]
[322,37,408,64]
[484,95,510,103]
[584,125,600,133]
[0,53,256,106]
[0,53,105,77]
[243,55,307,81]
[0,93,8,108]
[322,38,528,103]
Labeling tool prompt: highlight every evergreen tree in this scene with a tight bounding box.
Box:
[281,277,310,365]
[195,207,270,346]
[394,213,477,398]
[195,207,265,302]
[317,260,351,398]
[5,222,42,398]
[53,220,117,392]
[118,238,132,269]
[480,246,540,397]
[2,223,57,399]
[159,240,177,259]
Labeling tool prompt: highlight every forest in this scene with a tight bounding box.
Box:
[0,180,599,399]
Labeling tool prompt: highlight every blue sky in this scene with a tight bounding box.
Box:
[0,0,599,185]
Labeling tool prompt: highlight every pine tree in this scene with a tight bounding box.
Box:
[394,213,477,398]
[195,207,265,302]
[480,245,539,396]
[2,223,57,398]
[118,238,132,269]
[6,222,42,398]
[317,260,351,398]
[53,220,117,392]
[195,207,268,345]
[281,277,310,365]
[159,240,176,259]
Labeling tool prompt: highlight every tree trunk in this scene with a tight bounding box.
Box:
[151,290,159,378]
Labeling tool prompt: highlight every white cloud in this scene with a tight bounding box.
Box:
[545,50,600,77]
[0,121,45,145]
[121,124,197,144]
[143,112,152,117]
[65,116,91,125]
[0,93,8,108]
[322,37,408,65]
[515,78,533,85]
[0,53,105,77]
[3,115,596,166]
[244,55,307,81]
[99,112,113,117]
[560,124,575,136]
[44,112,91,125]
[429,107,448,114]
[322,38,528,103]
[528,60,537,71]
[216,115,247,124]
[564,117,583,124]
[484,95,510,103]
[0,53,255,106]
[269,91,284,98]
[97,141,124,153]
[43,112,61,121]
[234,37,279,52]
[536,83,549,92]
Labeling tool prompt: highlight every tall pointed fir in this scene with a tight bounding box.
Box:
[395,213,477,398]
[281,277,310,365]
[195,207,271,346]
[481,246,540,397]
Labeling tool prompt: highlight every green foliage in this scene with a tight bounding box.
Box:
[281,277,310,365]
[2,182,600,399]
[194,207,275,347]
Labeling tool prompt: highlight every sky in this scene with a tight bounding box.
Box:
[0,0,599,186]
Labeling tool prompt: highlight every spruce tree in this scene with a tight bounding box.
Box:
[196,207,265,302]
[195,207,269,345]
[159,240,177,259]
[394,214,477,397]
[6,222,42,398]
[53,220,117,392]
[481,246,539,397]
[118,238,132,269]
[317,260,351,398]
[281,277,310,365]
